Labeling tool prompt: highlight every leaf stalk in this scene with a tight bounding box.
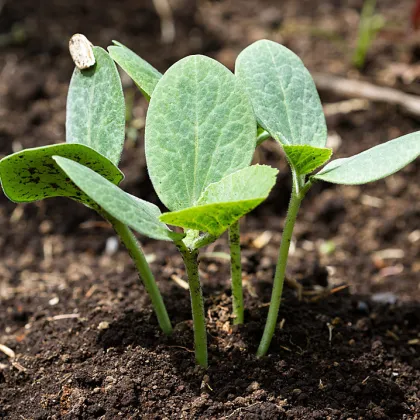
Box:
[256,129,271,146]
[177,240,208,368]
[256,184,303,357]
[109,217,173,335]
[188,232,219,250]
[229,221,244,324]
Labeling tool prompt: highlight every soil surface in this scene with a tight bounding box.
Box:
[0,0,419,419]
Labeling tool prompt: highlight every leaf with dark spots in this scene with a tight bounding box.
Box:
[0,143,124,205]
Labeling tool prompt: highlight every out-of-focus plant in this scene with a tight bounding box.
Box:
[352,0,385,69]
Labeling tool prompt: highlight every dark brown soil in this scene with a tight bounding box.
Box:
[0,0,419,419]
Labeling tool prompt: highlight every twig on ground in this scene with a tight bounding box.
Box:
[48,314,80,321]
[165,345,194,353]
[314,73,420,119]
[323,98,370,116]
[11,361,27,372]
[0,343,15,358]
[226,402,264,418]
[170,274,189,290]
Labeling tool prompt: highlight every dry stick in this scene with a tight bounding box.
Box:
[313,73,420,119]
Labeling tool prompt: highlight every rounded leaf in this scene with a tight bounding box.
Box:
[236,40,327,147]
[145,55,257,211]
[66,47,125,166]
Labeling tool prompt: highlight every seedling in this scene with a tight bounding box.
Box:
[352,0,384,69]
[108,41,259,325]
[0,46,177,336]
[48,43,278,367]
[236,39,420,356]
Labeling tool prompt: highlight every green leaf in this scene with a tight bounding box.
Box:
[145,55,257,211]
[283,144,332,176]
[236,39,327,147]
[66,46,125,166]
[53,157,183,242]
[0,144,123,205]
[313,132,420,184]
[159,165,278,236]
[108,41,162,101]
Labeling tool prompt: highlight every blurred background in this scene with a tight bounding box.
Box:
[0,0,419,302]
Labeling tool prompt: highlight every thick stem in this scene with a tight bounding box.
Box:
[256,189,302,357]
[229,221,244,324]
[110,218,172,336]
[178,244,208,368]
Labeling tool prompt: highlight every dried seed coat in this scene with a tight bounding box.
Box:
[69,34,95,69]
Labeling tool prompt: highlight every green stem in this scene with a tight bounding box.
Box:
[177,242,208,368]
[256,129,271,146]
[110,217,172,336]
[256,188,302,357]
[189,232,219,250]
[229,221,244,324]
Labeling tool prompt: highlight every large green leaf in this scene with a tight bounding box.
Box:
[283,144,332,176]
[0,144,123,205]
[53,157,183,242]
[145,55,257,212]
[66,46,125,166]
[108,41,162,101]
[159,165,278,236]
[236,39,327,147]
[313,132,420,184]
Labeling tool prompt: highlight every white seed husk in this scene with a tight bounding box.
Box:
[69,34,96,70]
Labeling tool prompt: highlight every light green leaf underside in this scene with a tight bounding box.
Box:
[53,157,183,242]
[313,132,420,185]
[160,165,278,236]
[66,46,125,166]
[283,144,332,175]
[198,165,278,205]
[145,55,257,212]
[236,39,327,147]
[0,144,124,206]
[108,41,162,100]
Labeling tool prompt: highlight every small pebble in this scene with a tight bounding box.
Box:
[246,381,260,392]
[49,297,59,306]
[371,292,397,305]
[98,321,110,330]
[105,237,119,256]
[357,300,370,314]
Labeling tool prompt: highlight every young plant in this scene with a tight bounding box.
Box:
[236,39,420,357]
[352,0,384,69]
[108,41,255,325]
[0,46,177,336]
[51,49,278,367]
